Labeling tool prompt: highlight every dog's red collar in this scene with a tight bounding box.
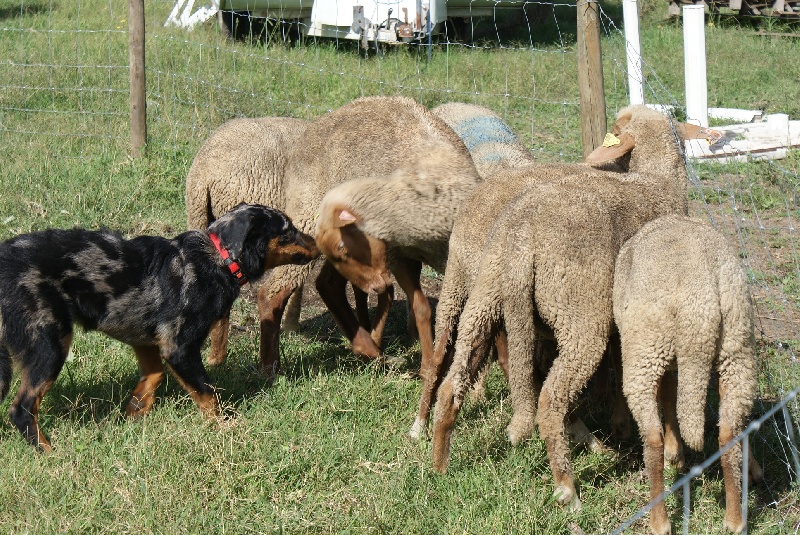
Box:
[208,232,247,286]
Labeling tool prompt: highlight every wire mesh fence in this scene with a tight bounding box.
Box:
[0,0,798,531]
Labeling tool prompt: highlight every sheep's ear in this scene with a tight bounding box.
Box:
[585,132,635,166]
[334,208,359,228]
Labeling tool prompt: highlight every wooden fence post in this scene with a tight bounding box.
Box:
[576,0,607,160]
[129,0,146,157]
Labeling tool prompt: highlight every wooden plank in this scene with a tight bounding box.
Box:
[576,0,607,160]
[129,0,147,158]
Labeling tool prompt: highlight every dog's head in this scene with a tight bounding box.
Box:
[208,203,319,281]
[315,206,392,295]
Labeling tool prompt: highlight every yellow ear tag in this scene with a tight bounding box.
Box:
[602,133,621,147]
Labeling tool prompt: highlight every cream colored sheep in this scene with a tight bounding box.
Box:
[314,142,482,373]
[432,105,688,512]
[253,95,478,378]
[185,116,310,364]
[185,115,378,367]
[613,214,761,535]
[430,102,533,178]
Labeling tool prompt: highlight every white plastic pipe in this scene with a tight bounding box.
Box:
[623,0,645,105]
[683,5,708,127]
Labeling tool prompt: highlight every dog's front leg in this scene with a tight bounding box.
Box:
[163,345,220,418]
[125,345,166,418]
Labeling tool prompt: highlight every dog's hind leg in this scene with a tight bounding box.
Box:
[125,345,166,418]
[8,332,73,451]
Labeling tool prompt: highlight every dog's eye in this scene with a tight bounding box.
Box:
[337,241,345,252]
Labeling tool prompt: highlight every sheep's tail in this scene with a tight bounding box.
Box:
[186,181,214,231]
[676,353,713,451]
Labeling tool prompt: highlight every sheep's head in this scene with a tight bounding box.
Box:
[584,111,636,168]
[315,206,393,295]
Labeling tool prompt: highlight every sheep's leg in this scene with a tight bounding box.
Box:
[315,261,380,359]
[281,285,304,332]
[469,330,509,402]
[353,286,372,332]
[537,330,607,512]
[432,332,494,472]
[411,315,452,440]
[369,286,394,348]
[411,259,468,440]
[207,312,230,366]
[393,258,434,367]
[495,330,509,379]
[718,376,751,533]
[609,335,632,441]
[257,283,294,381]
[660,371,685,470]
[624,365,671,535]
[432,295,497,472]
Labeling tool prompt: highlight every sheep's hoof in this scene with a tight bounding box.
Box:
[664,448,685,471]
[554,484,581,512]
[649,517,672,535]
[567,417,609,453]
[206,352,226,367]
[408,417,429,441]
[352,328,382,359]
[723,514,745,534]
[468,383,486,402]
[748,453,764,485]
[506,413,535,446]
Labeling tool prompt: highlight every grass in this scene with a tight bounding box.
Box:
[1,0,800,532]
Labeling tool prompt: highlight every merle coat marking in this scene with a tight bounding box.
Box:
[0,203,319,450]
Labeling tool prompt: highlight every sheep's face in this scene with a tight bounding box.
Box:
[316,208,392,294]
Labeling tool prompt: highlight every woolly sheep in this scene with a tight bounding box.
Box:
[185,116,311,365]
[254,95,478,377]
[185,115,376,368]
[430,102,534,178]
[408,160,602,441]
[313,116,482,377]
[432,105,688,512]
[613,214,762,534]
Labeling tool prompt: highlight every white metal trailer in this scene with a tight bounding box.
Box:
[166,0,518,44]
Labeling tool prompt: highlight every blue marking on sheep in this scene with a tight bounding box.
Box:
[452,116,519,152]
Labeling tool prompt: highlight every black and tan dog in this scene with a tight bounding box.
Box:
[0,203,319,450]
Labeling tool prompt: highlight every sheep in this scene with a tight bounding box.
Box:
[431,105,688,513]
[430,102,534,178]
[185,116,315,365]
[313,120,483,380]
[408,161,603,441]
[613,214,762,534]
[251,95,479,378]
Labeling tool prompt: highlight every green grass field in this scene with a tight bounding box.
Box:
[1,0,799,532]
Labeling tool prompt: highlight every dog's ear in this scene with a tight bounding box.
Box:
[208,204,269,260]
